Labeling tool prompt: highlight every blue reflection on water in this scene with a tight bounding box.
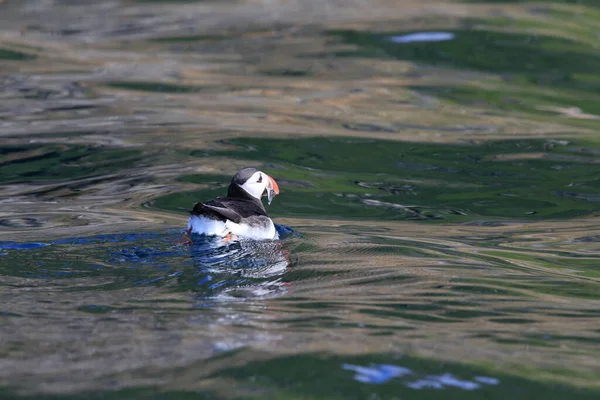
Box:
[389,32,455,43]
[342,363,500,390]
[0,242,50,250]
[343,363,412,384]
[0,224,298,299]
[0,224,297,253]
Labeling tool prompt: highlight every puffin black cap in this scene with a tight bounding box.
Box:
[231,167,258,186]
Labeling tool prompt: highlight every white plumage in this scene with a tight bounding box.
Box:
[188,215,279,240]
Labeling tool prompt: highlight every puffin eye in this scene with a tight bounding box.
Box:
[257,174,262,183]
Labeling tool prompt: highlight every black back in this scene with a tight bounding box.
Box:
[190,168,267,223]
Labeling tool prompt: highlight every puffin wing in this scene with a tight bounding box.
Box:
[191,197,266,223]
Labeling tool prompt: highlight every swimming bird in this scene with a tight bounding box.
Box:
[186,168,280,241]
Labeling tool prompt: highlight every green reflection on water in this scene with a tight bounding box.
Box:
[2,352,598,399]
[326,28,600,85]
[105,81,200,93]
[210,353,600,400]
[153,137,600,222]
[410,83,600,124]
[482,250,600,279]
[0,145,143,184]
[325,17,600,131]
[260,69,312,77]
[0,49,36,61]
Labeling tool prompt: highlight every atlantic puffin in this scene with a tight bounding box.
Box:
[186,168,280,241]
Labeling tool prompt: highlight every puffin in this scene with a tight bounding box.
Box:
[186,168,280,241]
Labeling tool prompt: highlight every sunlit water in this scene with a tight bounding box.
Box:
[1,0,600,398]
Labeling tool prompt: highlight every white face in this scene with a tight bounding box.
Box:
[240,171,269,200]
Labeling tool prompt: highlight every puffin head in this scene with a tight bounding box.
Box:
[231,167,280,204]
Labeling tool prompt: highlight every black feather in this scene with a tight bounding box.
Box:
[191,197,266,223]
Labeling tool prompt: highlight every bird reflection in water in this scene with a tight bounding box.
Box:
[187,224,297,300]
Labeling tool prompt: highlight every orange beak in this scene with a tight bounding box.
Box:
[267,175,280,195]
[266,175,279,205]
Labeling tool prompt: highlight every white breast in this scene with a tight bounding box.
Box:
[187,215,279,240]
[225,218,279,240]
[188,215,228,236]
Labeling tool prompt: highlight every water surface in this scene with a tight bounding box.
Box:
[1,0,600,398]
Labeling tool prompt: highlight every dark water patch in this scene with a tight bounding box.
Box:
[342,122,397,133]
[443,309,500,319]
[337,243,439,258]
[274,315,339,324]
[549,311,600,318]
[418,291,461,298]
[105,81,201,93]
[462,220,515,227]
[334,323,416,331]
[44,104,100,114]
[518,280,600,300]
[77,305,113,314]
[154,137,600,222]
[480,250,600,279]
[348,275,413,286]
[360,307,457,323]
[260,69,312,77]
[450,285,522,296]
[177,173,232,184]
[371,331,395,336]
[0,49,36,61]
[410,84,600,121]
[452,273,600,300]
[569,235,600,243]
[393,122,494,133]
[292,302,340,310]
[435,299,482,307]
[325,20,600,133]
[151,34,228,42]
[0,311,23,317]
[490,317,537,324]
[524,333,600,345]
[209,352,600,400]
[326,28,600,88]
[282,268,339,283]
[0,145,144,184]
[557,191,600,202]
[493,307,535,314]
[493,337,559,348]
[382,303,442,312]
[1,78,90,101]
